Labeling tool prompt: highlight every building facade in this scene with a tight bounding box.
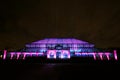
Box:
[2,38,118,60]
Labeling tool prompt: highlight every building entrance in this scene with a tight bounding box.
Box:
[47,50,70,59]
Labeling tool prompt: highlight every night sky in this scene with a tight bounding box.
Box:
[0,1,120,80]
[0,0,120,50]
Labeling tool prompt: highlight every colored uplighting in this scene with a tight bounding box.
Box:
[23,53,26,60]
[3,50,7,59]
[10,52,14,59]
[47,50,56,59]
[0,38,118,61]
[114,50,118,60]
[105,53,110,60]
[98,53,103,60]
[17,52,21,59]
[92,53,96,60]
[6,50,117,60]
[60,50,70,59]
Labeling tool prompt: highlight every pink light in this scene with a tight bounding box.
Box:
[17,52,21,59]
[61,50,70,59]
[82,53,88,55]
[23,53,26,60]
[37,53,43,56]
[105,52,110,60]
[36,52,38,57]
[92,53,96,60]
[47,50,56,59]
[75,52,81,55]
[98,53,103,60]
[114,50,118,60]
[10,52,15,59]
[30,52,36,54]
[30,52,32,57]
[73,44,77,50]
[3,50,7,59]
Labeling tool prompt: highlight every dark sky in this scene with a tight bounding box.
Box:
[0,0,120,50]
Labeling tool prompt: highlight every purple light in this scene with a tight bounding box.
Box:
[98,53,103,60]
[75,52,81,55]
[3,50,7,59]
[32,38,92,44]
[47,50,56,59]
[36,52,38,57]
[30,52,32,57]
[1,38,118,61]
[105,52,110,60]
[10,52,45,59]
[10,52,15,59]
[6,51,117,60]
[73,44,77,50]
[82,53,88,55]
[17,52,21,59]
[92,53,96,60]
[114,50,118,60]
[60,50,70,59]
[23,52,26,60]
[75,52,88,55]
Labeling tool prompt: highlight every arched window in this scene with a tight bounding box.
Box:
[60,50,70,59]
[47,50,56,59]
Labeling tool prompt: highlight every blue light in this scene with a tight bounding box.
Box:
[70,49,74,52]
[75,49,82,52]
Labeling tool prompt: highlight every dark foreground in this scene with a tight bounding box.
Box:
[0,58,120,80]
